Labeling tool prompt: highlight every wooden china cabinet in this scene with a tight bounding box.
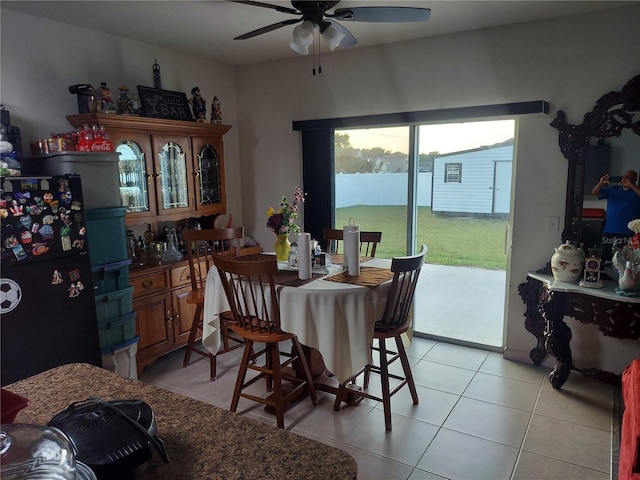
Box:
[67,114,258,376]
[67,113,229,224]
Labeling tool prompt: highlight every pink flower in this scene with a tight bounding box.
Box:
[266,187,305,235]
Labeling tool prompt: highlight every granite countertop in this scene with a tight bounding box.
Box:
[5,363,357,480]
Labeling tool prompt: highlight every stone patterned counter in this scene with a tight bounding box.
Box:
[5,363,357,480]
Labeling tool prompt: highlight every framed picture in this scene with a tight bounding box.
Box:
[136,86,193,121]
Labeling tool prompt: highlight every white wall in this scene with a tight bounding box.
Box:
[2,5,639,374]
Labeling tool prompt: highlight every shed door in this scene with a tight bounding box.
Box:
[493,161,512,213]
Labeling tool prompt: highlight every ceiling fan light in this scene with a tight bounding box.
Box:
[322,25,346,51]
[290,41,310,55]
[292,20,315,46]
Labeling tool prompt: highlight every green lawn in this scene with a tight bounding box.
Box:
[336,206,507,270]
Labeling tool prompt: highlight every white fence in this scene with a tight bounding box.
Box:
[335,172,433,208]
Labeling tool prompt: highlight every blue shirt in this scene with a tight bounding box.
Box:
[601,185,640,234]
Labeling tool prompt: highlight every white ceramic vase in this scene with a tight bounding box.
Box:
[551,242,584,283]
[612,250,640,291]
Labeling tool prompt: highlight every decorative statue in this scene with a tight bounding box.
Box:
[610,219,640,293]
[99,82,118,114]
[117,85,134,115]
[211,96,222,124]
[189,86,207,122]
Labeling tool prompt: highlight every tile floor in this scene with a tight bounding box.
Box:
[140,338,616,480]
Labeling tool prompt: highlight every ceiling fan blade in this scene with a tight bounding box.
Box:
[229,0,300,16]
[234,18,301,40]
[321,19,357,49]
[332,6,431,23]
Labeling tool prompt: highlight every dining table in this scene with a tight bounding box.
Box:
[202,254,395,388]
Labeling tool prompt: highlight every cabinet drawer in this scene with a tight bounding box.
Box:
[171,263,195,288]
[170,260,209,287]
[130,271,168,297]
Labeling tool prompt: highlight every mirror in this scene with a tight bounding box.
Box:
[551,74,640,249]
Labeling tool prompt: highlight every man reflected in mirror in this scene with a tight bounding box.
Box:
[591,169,640,261]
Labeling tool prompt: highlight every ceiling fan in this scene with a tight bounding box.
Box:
[231,1,431,55]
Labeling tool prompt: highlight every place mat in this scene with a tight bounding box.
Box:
[330,254,372,265]
[273,270,323,287]
[236,253,274,262]
[324,266,394,288]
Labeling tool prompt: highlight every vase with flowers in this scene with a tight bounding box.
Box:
[266,187,304,261]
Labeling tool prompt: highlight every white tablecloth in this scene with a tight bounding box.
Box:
[202,257,392,383]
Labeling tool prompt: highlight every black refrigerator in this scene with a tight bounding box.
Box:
[1,174,102,386]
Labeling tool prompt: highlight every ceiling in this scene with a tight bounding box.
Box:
[2,1,635,66]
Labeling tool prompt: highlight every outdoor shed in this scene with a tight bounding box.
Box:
[432,145,513,215]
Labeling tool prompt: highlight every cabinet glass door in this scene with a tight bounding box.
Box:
[117,140,149,213]
[196,144,221,205]
[158,142,189,210]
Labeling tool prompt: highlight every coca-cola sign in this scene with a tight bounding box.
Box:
[90,141,113,152]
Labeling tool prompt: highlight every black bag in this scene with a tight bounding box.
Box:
[48,398,169,480]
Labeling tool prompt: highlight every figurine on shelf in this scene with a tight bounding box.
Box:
[612,219,640,293]
[117,85,135,115]
[211,96,222,124]
[129,94,142,116]
[99,82,118,114]
[189,86,207,122]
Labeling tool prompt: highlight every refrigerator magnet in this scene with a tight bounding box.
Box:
[68,283,80,298]
[11,244,28,261]
[19,215,32,229]
[68,269,81,282]
[52,270,63,285]
[61,236,72,251]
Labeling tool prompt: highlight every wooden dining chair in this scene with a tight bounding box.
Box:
[323,228,382,258]
[212,254,318,429]
[181,227,246,380]
[333,244,428,431]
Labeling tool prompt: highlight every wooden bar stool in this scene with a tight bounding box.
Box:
[213,254,318,429]
[333,245,427,431]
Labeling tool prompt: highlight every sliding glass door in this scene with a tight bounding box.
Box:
[334,126,410,257]
[334,120,515,348]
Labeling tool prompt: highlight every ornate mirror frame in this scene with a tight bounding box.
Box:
[551,74,640,245]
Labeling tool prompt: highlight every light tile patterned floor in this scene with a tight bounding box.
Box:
[141,338,615,480]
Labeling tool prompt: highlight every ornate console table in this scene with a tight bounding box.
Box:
[518,273,640,389]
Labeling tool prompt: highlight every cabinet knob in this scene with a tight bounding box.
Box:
[166,310,173,328]
[142,279,154,289]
